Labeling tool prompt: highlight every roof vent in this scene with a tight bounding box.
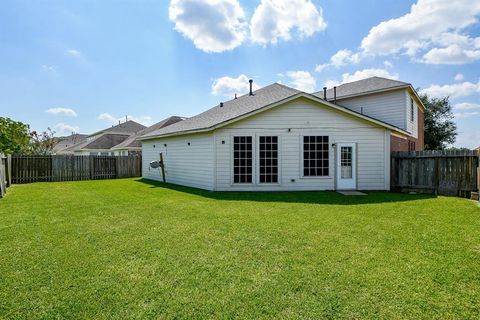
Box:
[219,102,224,108]
[333,86,337,103]
[235,93,237,99]
[249,79,254,96]
[323,87,327,100]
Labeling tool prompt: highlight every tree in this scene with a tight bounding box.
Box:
[0,117,31,154]
[418,92,457,150]
[29,128,57,155]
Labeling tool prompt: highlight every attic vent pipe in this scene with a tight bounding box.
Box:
[333,86,337,103]
[220,102,224,108]
[249,79,254,96]
[323,87,327,100]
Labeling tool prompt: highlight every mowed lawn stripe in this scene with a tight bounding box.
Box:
[0,178,479,319]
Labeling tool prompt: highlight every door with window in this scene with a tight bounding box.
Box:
[336,143,356,190]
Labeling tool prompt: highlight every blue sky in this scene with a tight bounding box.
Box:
[1,0,479,147]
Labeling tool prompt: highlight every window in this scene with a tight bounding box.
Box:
[340,146,353,178]
[233,136,252,183]
[259,136,278,183]
[303,136,329,177]
[410,98,414,121]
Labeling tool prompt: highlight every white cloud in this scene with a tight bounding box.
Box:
[53,123,80,135]
[324,68,399,87]
[454,73,465,81]
[361,0,480,57]
[45,107,78,117]
[420,81,480,98]
[98,113,117,123]
[315,49,361,72]
[168,0,246,53]
[384,60,393,68]
[129,116,154,126]
[455,130,480,149]
[454,111,480,119]
[286,70,316,92]
[422,45,480,65]
[66,49,83,59]
[41,64,57,74]
[98,113,154,126]
[454,102,480,110]
[211,74,260,97]
[250,0,326,45]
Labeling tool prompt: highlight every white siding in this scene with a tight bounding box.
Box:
[214,97,389,191]
[336,89,407,131]
[406,92,418,138]
[142,133,214,190]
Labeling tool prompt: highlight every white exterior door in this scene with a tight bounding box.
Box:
[336,143,356,190]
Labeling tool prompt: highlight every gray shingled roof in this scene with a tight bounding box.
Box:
[313,77,410,100]
[90,120,146,136]
[64,134,131,151]
[53,133,88,153]
[111,116,184,150]
[141,83,300,139]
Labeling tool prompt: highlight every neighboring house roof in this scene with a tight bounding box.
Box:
[53,133,88,153]
[89,120,146,137]
[111,116,185,150]
[312,76,426,112]
[64,134,132,152]
[65,120,146,153]
[140,82,409,140]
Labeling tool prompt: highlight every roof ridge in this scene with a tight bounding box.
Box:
[140,82,301,139]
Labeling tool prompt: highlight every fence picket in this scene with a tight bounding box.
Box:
[9,155,141,184]
[391,150,479,197]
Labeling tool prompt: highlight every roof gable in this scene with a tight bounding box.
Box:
[141,83,300,139]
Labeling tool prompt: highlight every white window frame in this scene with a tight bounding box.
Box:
[410,98,414,122]
[231,135,255,185]
[300,134,332,179]
[256,134,281,185]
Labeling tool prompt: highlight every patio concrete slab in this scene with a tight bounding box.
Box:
[337,190,367,196]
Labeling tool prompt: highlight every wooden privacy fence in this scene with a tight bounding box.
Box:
[10,155,142,184]
[391,150,480,197]
[0,154,12,197]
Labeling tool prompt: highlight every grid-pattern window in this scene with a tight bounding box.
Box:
[303,136,329,176]
[259,136,278,183]
[410,98,414,121]
[233,136,252,183]
[340,146,353,179]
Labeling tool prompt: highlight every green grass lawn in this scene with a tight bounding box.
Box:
[1,178,479,319]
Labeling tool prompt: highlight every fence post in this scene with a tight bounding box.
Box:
[6,154,12,187]
[477,158,480,193]
[434,157,439,195]
[0,154,6,198]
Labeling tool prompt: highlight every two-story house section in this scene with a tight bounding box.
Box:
[313,77,425,151]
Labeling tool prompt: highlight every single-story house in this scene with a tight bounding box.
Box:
[139,77,425,191]
[111,116,184,155]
